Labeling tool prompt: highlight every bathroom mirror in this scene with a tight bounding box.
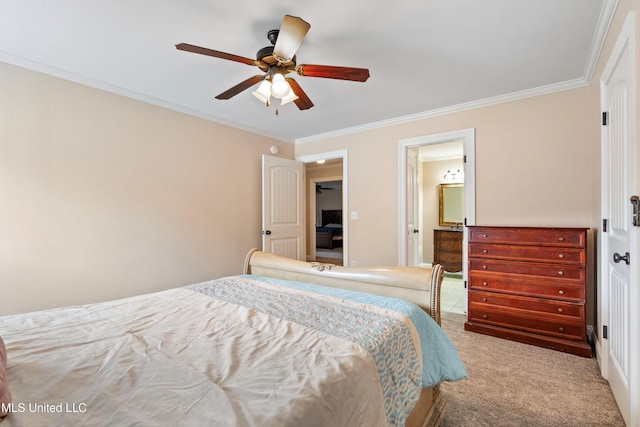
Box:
[439,183,464,226]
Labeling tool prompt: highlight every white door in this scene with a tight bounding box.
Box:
[601,13,637,426]
[262,155,305,260]
[407,148,420,266]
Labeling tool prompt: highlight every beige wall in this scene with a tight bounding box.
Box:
[0,62,292,315]
[296,87,595,267]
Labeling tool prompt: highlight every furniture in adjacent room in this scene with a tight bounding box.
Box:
[315,209,343,249]
[433,229,463,272]
[464,226,592,357]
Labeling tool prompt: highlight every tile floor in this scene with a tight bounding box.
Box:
[441,275,465,314]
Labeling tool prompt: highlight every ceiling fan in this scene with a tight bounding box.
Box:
[176,15,370,110]
[316,184,336,194]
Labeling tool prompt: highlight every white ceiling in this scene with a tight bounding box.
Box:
[0,0,613,144]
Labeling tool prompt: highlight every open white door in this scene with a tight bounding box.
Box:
[262,155,305,260]
[600,12,638,426]
[407,148,420,266]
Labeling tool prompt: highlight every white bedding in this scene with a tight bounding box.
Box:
[0,285,393,426]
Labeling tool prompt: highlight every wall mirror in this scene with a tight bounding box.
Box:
[439,183,464,226]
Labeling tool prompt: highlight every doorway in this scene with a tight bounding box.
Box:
[398,128,476,314]
[311,178,343,264]
[419,142,465,314]
[298,150,348,266]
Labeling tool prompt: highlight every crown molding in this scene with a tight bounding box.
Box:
[583,0,619,83]
[295,77,587,145]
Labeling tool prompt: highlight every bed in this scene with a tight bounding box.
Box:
[0,249,466,427]
[315,209,343,249]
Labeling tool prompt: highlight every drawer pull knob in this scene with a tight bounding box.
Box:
[558,270,564,276]
[482,314,488,319]
[558,308,564,313]
[558,290,565,295]
[558,253,565,259]
[482,298,488,302]
[482,249,488,254]
[558,237,565,242]
[482,281,488,287]
[558,327,565,332]
[482,265,488,269]
[482,234,488,238]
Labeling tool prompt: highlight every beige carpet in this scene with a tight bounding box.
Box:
[439,312,625,427]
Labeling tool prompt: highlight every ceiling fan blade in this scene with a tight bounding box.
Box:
[273,15,310,61]
[215,75,264,100]
[296,64,370,82]
[176,43,256,66]
[286,78,314,110]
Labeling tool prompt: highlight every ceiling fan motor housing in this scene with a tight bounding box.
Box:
[267,29,279,45]
[256,46,296,69]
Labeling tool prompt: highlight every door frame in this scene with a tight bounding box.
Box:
[298,150,349,266]
[398,128,476,263]
[598,11,639,426]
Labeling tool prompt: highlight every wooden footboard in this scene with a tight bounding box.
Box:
[243,249,448,427]
[406,386,448,427]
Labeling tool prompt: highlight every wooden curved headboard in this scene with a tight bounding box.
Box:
[243,249,444,325]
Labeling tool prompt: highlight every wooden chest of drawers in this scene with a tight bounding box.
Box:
[433,230,463,272]
[464,226,592,357]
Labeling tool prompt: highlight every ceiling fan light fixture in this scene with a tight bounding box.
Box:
[280,89,299,105]
[270,73,291,98]
[252,80,272,105]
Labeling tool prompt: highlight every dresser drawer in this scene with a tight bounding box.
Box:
[469,259,585,280]
[469,273,584,301]
[467,304,586,341]
[469,291,584,318]
[469,227,586,248]
[469,243,585,265]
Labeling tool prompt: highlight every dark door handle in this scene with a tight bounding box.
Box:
[613,252,630,265]
[263,230,272,235]
[413,229,419,234]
